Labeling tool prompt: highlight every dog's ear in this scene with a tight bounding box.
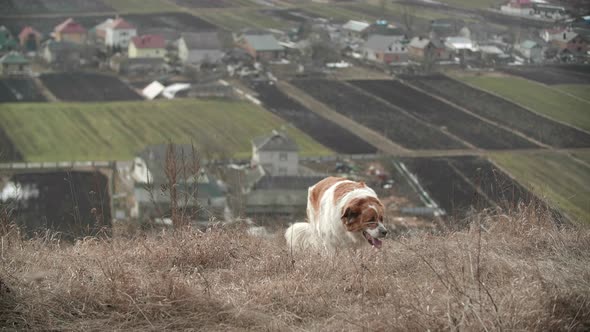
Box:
[341,207,358,225]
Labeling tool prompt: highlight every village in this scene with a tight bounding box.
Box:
[0,0,589,238]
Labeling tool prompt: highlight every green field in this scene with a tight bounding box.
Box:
[572,150,590,165]
[101,0,179,13]
[555,85,590,103]
[0,99,331,162]
[300,3,449,23]
[459,75,590,132]
[492,152,590,224]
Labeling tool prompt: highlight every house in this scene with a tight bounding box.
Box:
[0,26,18,53]
[54,18,87,44]
[363,35,409,64]
[0,51,30,76]
[533,4,568,20]
[408,36,434,60]
[18,26,42,52]
[500,0,534,17]
[252,130,299,176]
[341,20,370,39]
[365,21,406,38]
[128,34,166,58]
[542,27,589,55]
[178,31,224,66]
[242,131,325,218]
[129,144,227,222]
[42,40,82,69]
[445,37,479,60]
[515,40,544,63]
[479,45,509,64]
[95,17,137,49]
[237,32,284,61]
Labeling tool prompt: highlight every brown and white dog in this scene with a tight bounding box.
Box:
[285,176,387,251]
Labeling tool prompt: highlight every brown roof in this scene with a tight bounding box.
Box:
[131,34,166,49]
[111,17,135,30]
[55,18,86,34]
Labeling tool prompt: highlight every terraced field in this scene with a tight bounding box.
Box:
[0,99,331,161]
[252,81,377,155]
[0,78,45,102]
[291,79,466,150]
[40,73,141,102]
[351,80,538,150]
[410,74,590,145]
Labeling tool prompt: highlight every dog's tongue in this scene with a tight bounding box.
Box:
[364,232,383,249]
[371,238,382,249]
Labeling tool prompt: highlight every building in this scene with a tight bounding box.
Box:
[429,18,465,40]
[341,20,370,39]
[408,36,434,60]
[54,18,87,44]
[18,26,42,52]
[515,40,544,63]
[445,36,479,60]
[128,34,166,58]
[42,40,82,69]
[129,144,227,222]
[178,31,224,65]
[242,131,325,218]
[542,27,589,55]
[533,4,568,20]
[500,0,534,17]
[252,130,299,176]
[0,26,18,53]
[362,35,409,64]
[0,51,30,76]
[95,17,137,49]
[237,33,284,61]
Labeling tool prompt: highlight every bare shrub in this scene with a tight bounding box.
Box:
[1,207,589,331]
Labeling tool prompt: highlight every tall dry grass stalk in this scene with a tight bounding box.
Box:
[1,205,589,331]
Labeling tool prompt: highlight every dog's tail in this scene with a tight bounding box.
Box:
[285,222,315,251]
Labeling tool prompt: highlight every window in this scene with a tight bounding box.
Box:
[278,167,287,175]
[279,152,288,161]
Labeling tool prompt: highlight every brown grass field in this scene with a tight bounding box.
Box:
[1,206,589,331]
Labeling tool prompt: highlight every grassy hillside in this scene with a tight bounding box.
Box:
[555,84,590,103]
[2,211,588,331]
[438,0,504,9]
[459,76,590,132]
[0,99,331,161]
[197,8,293,31]
[492,151,590,223]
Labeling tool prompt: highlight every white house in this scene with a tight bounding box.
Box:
[95,17,137,49]
[251,130,299,176]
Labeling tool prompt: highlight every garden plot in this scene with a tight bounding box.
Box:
[291,79,466,150]
[252,81,377,155]
[40,73,141,102]
[0,0,113,15]
[501,66,590,85]
[171,0,254,8]
[0,78,46,102]
[407,74,590,147]
[350,80,538,150]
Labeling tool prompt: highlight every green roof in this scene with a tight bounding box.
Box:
[0,52,29,65]
[521,40,538,49]
[243,34,284,52]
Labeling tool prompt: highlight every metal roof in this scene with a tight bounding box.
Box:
[242,34,283,51]
[252,131,298,152]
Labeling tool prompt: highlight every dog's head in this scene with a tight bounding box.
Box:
[341,196,387,248]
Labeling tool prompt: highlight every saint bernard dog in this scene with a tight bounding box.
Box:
[285,176,388,251]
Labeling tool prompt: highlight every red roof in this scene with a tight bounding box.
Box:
[111,18,135,30]
[55,18,86,34]
[18,26,41,40]
[131,34,165,49]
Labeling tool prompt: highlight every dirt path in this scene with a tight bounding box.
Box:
[277,80,409,155]
[32,77,58,102]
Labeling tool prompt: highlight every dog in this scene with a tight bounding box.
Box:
[285,176,388,251]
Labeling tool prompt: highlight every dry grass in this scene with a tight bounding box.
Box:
[1,206,589,331]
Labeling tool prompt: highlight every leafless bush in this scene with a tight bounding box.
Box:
[1,206,589,331]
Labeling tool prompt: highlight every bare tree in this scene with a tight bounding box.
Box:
[401,5,416,34]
